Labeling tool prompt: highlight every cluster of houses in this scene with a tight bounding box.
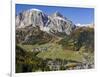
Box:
[31,47,48,52]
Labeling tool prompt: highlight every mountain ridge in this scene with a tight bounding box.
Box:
[16,8,75,35]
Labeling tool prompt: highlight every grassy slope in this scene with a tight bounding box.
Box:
[37,43,83,62]
[18,43,84,62]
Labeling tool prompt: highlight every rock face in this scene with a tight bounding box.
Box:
[16,8,75,35]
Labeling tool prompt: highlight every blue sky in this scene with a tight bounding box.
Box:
[16,4,94,24]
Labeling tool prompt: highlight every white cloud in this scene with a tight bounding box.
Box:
[75,23,93,27]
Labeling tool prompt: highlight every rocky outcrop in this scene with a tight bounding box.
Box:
[16,8,75,35]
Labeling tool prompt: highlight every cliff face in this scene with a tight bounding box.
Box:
[16,8,75,35]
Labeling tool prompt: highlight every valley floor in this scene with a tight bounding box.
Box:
[16,42,94,72]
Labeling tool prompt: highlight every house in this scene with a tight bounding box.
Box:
[31,47,48,52]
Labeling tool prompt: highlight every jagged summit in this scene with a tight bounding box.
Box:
[51,11,63,17]
[16,8,75,35]
[28,8,43,12]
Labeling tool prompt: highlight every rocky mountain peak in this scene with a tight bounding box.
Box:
[28,8,43,12]
[16,8,76,35]
[51,11,63,18]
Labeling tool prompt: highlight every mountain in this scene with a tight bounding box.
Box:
[59,26,94,52]
[76,23,94,28]
[16,25,53,44]
[16,8,75,35]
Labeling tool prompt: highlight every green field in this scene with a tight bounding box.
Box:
[17,43,85,62]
